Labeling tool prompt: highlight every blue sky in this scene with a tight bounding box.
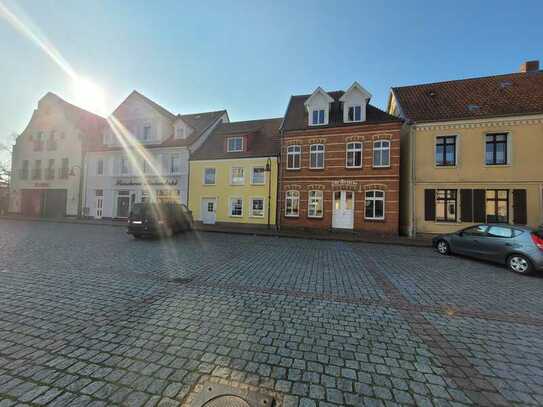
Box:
[1,0,542,160]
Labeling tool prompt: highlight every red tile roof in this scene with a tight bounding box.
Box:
[392,70,543,123]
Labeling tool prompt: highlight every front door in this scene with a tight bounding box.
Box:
[201,198,216,224]
[117,196,130,218]
[95,197,103,219]
[332,191,354,229]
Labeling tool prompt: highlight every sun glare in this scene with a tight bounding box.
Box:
[73,76,106,115]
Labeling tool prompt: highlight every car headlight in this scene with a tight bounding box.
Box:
[132,220,142,224]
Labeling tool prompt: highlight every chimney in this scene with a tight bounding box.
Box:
[520,60,540,73]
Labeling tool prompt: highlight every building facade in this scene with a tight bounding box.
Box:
[9,93,104,217]
[84,91,227,219]
[280,82,402,235]
[389,60,543,236]
[189,118,281,227]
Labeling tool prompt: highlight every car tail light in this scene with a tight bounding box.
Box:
[531,233,543,251]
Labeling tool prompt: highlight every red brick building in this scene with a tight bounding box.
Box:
[279,82,402,235]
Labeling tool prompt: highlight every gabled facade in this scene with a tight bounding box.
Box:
[389,60,543,236]
[280,82,403,235]
[188,118,281,227]
[9,93,105,217]
[84,91,227,219]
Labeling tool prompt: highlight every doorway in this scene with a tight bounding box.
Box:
[332,190,354,229]
[201,198,217,224]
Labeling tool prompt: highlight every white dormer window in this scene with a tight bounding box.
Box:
[305,87,334,127]
[340,82,372,124]
[143,125,151,141]
[347,105,362,122]
[227,137,244,152]
[176,127,185,139]
[312,110,325,125]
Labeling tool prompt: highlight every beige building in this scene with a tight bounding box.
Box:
[388,61,543,236]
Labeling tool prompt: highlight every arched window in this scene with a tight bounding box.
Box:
[346,142,363,168]
[287,145,301,170]
[285,190,300,217]
[365,190,385,220]
[309,144,325,169]
[373,140,390,167]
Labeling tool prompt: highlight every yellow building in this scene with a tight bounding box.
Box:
[388,61,543,236]
[189,118,281,227]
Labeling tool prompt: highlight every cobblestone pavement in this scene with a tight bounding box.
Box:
[1,219,543,406]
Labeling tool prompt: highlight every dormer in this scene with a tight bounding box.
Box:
[304,87,334,126]
[340,81,372,123]
[174,117,192,140]
[225,135,246,152]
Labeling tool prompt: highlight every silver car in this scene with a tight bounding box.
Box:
[432,224,543,275]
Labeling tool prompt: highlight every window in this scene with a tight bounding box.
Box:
[346,142,363,168]
[373,140,390,167]
[436,136,456,166]
[287,145,301,170]
[348,105,362,122]
[312,109,325,125]
[20,160,29,180]
[230,198,243,217]
[47,132,57,151]
[32,160,42,180]
[60,158,69,179]
[46,159,55,180]
[436,189,457,222]
[310,144,325,169]
[463,225,488,236]
[120,157,129,174]
[250,198,264,217]
[231,167,244,185]
[33,132,44,151]
[227,137,244,152]
[97,159,104,175]
[176,127,185,139]
[95,189,103,197]
[170,154,180,173]
[204,168,216,185]
[486,189,509,223]
[487,226,514,238]
[252,167,265,184]
[485,133,508,165]
[143,125,151,141]
[308,190,323,218]
[365,190,385,220]
[285,191,300,217]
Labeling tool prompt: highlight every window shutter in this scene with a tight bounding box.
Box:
[473,189,486,223]
[513,189,527,225]
[424,189,435,221]
[460,189,473,222]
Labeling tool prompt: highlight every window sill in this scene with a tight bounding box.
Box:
[484,164,512,168]
[285,215,299,218]
[251,182,265,186]
[309,167,325,170]
[365,217,386,222]
[435,164,457,169]
[230,183,245,186]
[249,215,265,219]
[203,184,216,186]
[372,166,391,169]
[286,168,301,171]
[346,166,363,170]
[229,215,243,218]
[307,215,324,219]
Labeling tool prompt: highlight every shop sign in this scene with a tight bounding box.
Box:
[115,177,178,186]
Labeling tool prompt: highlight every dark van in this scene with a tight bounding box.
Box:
[127,203,193,238]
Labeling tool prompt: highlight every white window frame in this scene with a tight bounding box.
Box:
[285,190,300,217]
[175,126,185,139]
[120,157,129,175]
[308,190,324,218]
[311,109,326,126]
[347,105,362,122]
[309,144,325,169]
[250,197,265,218]
[251,166,266,185]
[229,197,243,217]
[373,140,391,168]
[365,190,385,220]
[346,142,363,168]
[227,137,244,152]
[230,167,245,185]
[170,154,181,174]
[97,159,104,176]
[203,168,216,185]
[287,145,301,170]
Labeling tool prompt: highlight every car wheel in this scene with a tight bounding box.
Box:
[436,240,451,255]
[507,254,533,275]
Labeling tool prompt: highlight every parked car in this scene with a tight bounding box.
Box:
[127,203,193,238]
[432,224,543,275]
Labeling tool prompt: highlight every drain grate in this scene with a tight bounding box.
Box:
[190,383,274,407]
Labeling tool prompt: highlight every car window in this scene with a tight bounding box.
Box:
[512,229,524,237]
[487,226,513,238]
[462,225,488,236]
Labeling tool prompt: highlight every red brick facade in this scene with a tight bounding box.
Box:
[279,122,402,235]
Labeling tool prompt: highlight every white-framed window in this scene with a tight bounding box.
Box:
[347,105,362,122]
[170,154,181,173]
[143,125,151,141]
[365,190,385,220]
[373,140,390,168]
[311,109,325,125]
[176,127,185,139]
[285,190,300,217]
[227,137,244,152]
[250,198,265,218]
[346,142,363,168]
[120,156,129,174]
[97,159,104,175]
[230,197,243,217]
[287,145,301,170]
[204,168,216,185]
[308,190,323,218]
[231,167,244,185]
[310,144,325,169]
[252,167,265,184]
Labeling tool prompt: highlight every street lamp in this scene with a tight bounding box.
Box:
[69,165,83,219]
[265,158,272,229]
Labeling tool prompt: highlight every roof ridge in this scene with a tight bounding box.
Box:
[43,92,106,121]
[179,109,226,117]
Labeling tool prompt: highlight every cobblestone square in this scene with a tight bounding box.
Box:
[1,219,543,406]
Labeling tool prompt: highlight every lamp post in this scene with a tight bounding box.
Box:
[69,165,83,219]
[265,158,272,229]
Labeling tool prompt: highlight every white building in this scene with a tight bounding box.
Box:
[84,91,227,219]
[9,93,105,217]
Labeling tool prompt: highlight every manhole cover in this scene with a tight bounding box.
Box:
[203,395,250,407]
